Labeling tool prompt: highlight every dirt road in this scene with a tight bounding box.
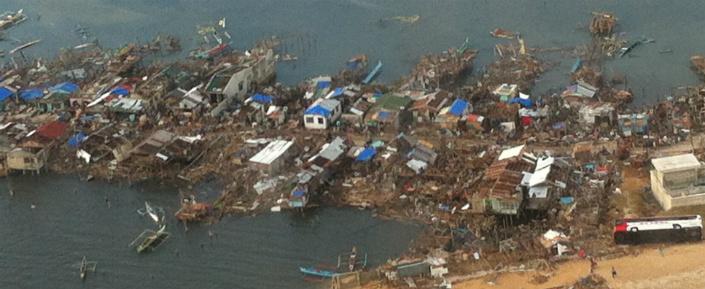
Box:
[451,242,705,289]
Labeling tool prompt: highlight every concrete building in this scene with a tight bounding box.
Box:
[205,48,276,116]
[303,99,341,129]
[650,153,705,210]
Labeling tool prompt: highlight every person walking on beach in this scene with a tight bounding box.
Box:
[611,266,617,279]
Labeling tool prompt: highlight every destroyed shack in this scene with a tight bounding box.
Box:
[36,82,80,113]
[290,137,349,209]
[9,120,68,173]
[409,90,451,123]
[130,130,201,163]
[248,139,295,175]
[365,94,412,131]
[618,113,649,136]
[474,145,535,215]
[579,102,615,126]
[651,154,705,210]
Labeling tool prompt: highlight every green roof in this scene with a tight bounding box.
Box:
[375,94,411,111]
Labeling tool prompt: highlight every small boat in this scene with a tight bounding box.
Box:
[362,60,382,84]
[300,246,367,279]
[280,54,298,62]
[390,15,421,24]
[571,58,582,73]
[299,266,337,278]
[9,39,40,54]
[618,40,642,58]
[490,28,515,39]
[133,225,170,253]
[78,256,97,281]
[0,10,27,31]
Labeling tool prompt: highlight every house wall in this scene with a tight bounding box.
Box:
[304,115,329,129]
[651,170,705,210]
[7,149,46,172]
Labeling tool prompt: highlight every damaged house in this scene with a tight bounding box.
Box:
[8,120,68,174]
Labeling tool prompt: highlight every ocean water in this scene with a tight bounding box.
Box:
[3,0,705,105]
[0,174,421,289]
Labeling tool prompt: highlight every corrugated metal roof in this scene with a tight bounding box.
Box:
[498,145,525,160]
[249,140,294,165]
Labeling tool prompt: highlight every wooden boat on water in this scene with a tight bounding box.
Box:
[0,10,27,31]
[490,28,515,39]
[130,225,170,253]
[78,256,97,281]
[362,60,382,84]
[299,247,368,279]
[299,266,337,278]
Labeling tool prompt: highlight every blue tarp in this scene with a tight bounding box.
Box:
[449,99,469,116]
[508,97,534,108]
[67,132,87,148]
[316,81,331,90]
[355,147,376,162]
[377,111,391,121]
[292,189,306,198]
[560,196,575,205]
[50,82,79,94]
[252,93,273,104]
[20,88,43,101]
[111,87,130,96]
[330,87,345,97]
[0,87,13,102]
[304,104,332,117]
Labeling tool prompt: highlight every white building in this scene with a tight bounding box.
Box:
[303,99,341,129]
[650,153,705,210]
[249,139,295,174]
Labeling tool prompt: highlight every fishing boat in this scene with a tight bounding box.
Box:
[299,246,368,279]
[299,266,337,278]
[78,256,97,281]
[137,201,164,225]
[0,10,27,31]
[490,28,515,39]
[390,15,421,24]
[362,60,382,84]
[9,39,41,55]
[131,225,170,253]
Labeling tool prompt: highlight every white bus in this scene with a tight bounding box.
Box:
[613,215,702,244]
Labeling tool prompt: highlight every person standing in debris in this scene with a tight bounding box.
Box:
[611,266,617,279]
[589,256,597,274]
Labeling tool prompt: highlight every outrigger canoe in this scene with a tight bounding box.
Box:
[299,266,337,278]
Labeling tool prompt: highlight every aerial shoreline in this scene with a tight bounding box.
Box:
[3,8,705,289]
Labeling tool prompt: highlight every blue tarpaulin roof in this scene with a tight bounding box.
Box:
[252,93,273,104]
[0,87,13,102]
[305,104,332,117]
[449,99,469,116]
[377,111,391,121]
[20,88,43,101]
[67,132,87,148]
[331,87,345,97]
[356,147,376,162]
[316,81,331,90]
[50,82,79,94]
[292,189,306,198]
[508,97,534,108]
[111,87,130,96]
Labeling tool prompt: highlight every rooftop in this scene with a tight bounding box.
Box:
[652,154,702,173]
[249,140,294,165]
